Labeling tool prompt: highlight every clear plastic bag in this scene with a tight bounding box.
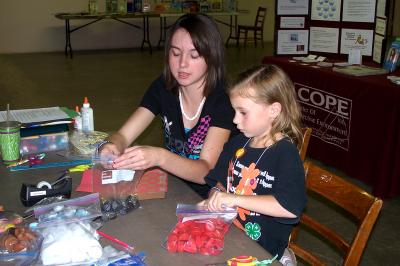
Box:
[33,193,102,228]
[37,221,102,266]
[165,204,237,255]
[0,226,43,266]
[89,159,143,221]
[69,130,108,155]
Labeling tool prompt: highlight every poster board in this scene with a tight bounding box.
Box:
[274,0,389,63]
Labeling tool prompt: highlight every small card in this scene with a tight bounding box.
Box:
[348,49,362,65]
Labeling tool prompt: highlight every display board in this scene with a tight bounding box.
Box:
[274,0,390,63]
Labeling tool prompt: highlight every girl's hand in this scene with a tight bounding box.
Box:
[207,191,237,212]
[113,146,162,170]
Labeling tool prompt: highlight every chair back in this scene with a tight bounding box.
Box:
[289,161,383,265]
[299,127,312,161]
[254,7,267,29]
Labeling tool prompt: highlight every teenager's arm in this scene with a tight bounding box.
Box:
[108,107,155,152]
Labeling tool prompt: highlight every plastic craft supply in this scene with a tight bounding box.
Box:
[97,231,134,252]
[10,159,92,171]
[165,204,237,255]
[100,195,140,221]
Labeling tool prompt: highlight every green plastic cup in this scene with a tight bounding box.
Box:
[0,121,21,164]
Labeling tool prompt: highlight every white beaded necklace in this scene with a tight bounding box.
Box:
[179,90,206,121]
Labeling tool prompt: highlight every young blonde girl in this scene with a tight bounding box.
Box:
[203,65,306,261]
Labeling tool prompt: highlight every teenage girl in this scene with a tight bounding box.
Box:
[203,65,307,260]
[99,13,235,198]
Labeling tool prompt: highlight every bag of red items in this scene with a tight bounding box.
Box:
[165,204,237,255]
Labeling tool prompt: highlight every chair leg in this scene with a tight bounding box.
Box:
[261,30,264,48]
[254,30,257,47]
[244,30,248,48]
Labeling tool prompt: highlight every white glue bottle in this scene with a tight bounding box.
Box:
[81,97,94,132]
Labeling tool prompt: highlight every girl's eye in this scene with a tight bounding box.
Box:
[191,52,200,59]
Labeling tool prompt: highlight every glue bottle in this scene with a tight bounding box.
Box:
[74,105,82,131]
[81,97,94,132]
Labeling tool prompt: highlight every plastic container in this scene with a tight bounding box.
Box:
[81,97,94,132]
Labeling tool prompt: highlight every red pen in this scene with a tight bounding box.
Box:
[97,230,134,251]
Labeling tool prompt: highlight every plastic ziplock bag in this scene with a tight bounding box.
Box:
[33,193,102,228]
[37,221,102,266]
[165,204,237,255]
[0,226,43,266]
[90,159,143,221]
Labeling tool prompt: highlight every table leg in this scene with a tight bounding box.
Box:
[65,19,73,58]
[157,17,167,50]
[140,16,152,54]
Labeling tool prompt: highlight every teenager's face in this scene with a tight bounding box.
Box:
[230,91,278,139]
[168,28,208,90]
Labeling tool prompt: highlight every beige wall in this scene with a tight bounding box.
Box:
[0,1,275,54]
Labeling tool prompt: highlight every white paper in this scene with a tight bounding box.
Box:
[277,0,309,15]
[0,107,70,124]
[376,0,386,18]
[277,30,309,54]
[348,49,362,64]
[373,34,384,63]
[340,29,373,56]
[309,27,339,53]
[280,17,305,28]
[311,0,341,21]
[342,0,376,22]
[101,169,135,184]
[375,18,386,36]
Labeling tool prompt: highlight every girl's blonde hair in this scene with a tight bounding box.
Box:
[229,64,303,148]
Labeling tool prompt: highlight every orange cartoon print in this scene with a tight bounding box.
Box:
[236,163,259,221]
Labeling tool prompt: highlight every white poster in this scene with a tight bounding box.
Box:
[280,17,306,28]
[375,18,386,36]
[340,29,373,56]
[311,0,341,21]
[277,30,309,54]
[342,0,376,22]
[373,34,384,63]
[376,0,386,18]
[277,0,309,15]
[309,27,339,53]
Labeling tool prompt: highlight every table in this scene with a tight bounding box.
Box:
[55,12,159,58]
[0,158,277,265]
[262,56,400,199]
[157,11,239,49]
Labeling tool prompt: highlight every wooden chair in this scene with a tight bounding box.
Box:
[236,7,267,48]
[299,127,312,161]
[289,161,383,265]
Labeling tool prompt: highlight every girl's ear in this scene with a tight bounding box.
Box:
[270,102,282,119]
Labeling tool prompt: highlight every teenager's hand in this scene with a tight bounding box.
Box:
[113,145,163,170]
[100,143,121,157]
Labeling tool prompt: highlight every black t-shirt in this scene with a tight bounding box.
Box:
[140,76,235,198]
[205,134,307,259]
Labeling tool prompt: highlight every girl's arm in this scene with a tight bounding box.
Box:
[207,192,297,218]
